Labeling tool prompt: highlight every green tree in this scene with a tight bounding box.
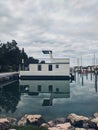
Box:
[0,40,28,72]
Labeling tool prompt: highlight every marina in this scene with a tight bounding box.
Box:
[0,49,98,123]
[0,0,98,129]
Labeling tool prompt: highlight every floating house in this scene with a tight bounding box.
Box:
[19,50,70,80]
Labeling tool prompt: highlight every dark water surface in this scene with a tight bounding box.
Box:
[0,73,98,121]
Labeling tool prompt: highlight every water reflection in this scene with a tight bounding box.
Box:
[74,72,97,90]
[0,81,20,113]
[19,80,70,106]
[0,80,70,115]
[0,73,98,121]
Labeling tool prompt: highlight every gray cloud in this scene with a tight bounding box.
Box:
[0,0,98,66]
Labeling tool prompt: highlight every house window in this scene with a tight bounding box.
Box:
[38,64,41,71]
[48,64,52,71]
[49,85,53,92]
[56,64,59,68]
[56,88,59,92]
[37,85,41,92]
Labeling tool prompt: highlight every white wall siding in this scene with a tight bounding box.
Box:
[51,58,69,63]
[20,80,70,93]
[26,63,70,76]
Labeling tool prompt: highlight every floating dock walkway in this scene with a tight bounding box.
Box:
[0,72,19,86]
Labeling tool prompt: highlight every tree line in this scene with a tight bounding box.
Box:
[0,40,39,72]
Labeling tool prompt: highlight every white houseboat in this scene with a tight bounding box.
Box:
[19,50,70,80]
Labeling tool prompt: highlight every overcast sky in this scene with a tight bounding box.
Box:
[0,0,98,66]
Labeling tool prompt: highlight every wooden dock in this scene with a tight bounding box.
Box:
[0,72,19,86]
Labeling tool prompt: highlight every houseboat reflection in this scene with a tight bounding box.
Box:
[19,80,70,106]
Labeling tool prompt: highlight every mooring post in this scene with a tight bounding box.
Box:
[95,69,97,92]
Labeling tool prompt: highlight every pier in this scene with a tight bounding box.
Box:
[0,72,19,86]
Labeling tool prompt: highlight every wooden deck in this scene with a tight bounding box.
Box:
[0,72,19,85]
[0,72,19,78]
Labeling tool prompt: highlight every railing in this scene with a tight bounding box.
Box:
[32,58,70,64]
[0,72,19,85]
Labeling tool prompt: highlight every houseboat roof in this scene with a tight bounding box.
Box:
[42,50,52,54]
[41,50,69,64]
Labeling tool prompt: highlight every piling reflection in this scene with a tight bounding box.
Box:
[0,81,20,113]
[19,80,70,106]
[75,71,98,92]
[90,73,92,80]
[95,73,97,92]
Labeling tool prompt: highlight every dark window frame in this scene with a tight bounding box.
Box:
[49,85,53,92]
[56,64,59,68]
[37,85,41,92]
[48,64,52,71]
[38,64,41,71]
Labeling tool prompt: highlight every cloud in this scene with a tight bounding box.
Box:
[0,0,98,66]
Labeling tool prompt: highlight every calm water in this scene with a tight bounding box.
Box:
[0,73,98,121]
